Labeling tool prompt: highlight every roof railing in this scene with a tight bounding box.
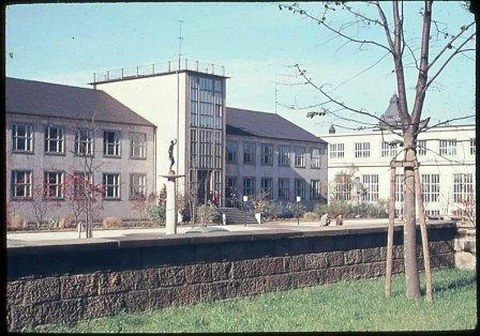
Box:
[93,59,226,84]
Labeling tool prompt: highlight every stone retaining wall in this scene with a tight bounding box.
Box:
[454,223,476,270]
[7,222,457,331]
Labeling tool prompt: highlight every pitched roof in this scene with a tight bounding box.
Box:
[226,107,324,143]
[5,77,155,127]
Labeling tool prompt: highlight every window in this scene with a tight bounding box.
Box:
[11,170,32,199]
[45,171,64,199]
[453,173,473,203]
[190,129,197,167]
[278,178,290,200]
[311,148,323,168]
[295,147,305,167]
[329,143,344,159]
[103,173,121,199]
[334,174,352,201]
[310,180,321,199]
[75,128,94,156]
[104,131,121,156]
[439,139,457,156]
[354,142,370,158]
[71,172,93,198]
[278,145,290,166]
[470,138,475,155]
[381,142,398,157]
[45,125,64,154]
[226,141,237,164]
[395,174,404,202]
[417,140,427,156]
[130,133,146,159]
[260,178,273,199]
[243,177,255,198]
[12,124,33,152]
[243,142,256,165]
[260,144,274,166]
[362,174,379,202]
[130,173,146,199]
[226,176,238,204]
[199,130,213,168]
[421,174,440,203]
[294,179,306,200]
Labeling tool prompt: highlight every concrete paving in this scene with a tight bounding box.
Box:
[6,218,400,243]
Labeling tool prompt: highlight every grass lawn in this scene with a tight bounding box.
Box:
[34,268,476,332]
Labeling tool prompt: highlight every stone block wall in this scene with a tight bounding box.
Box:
[7,222,456,331]
[454,223,476,270]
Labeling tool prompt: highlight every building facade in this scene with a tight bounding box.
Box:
[321,124,476,218]
[91,60,227,206]
[226,108,328,209]
[6,78,156,224]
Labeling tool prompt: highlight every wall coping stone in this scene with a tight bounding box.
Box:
[7,221,456,256]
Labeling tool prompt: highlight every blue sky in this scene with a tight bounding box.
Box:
[6,2,475,134]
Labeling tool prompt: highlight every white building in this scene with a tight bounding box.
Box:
[321,122,476,218]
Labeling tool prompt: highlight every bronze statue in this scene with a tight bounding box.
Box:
[168,139,177,172]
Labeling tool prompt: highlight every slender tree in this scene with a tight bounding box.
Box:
[279,1,475,298]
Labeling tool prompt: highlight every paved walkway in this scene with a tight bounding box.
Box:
[6,218,399,243]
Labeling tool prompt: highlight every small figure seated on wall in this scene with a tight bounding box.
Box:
[335,214,344,226]
[320,213,330,226]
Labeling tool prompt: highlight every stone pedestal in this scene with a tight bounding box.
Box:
[160,171,184,235]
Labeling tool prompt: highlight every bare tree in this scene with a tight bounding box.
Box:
[279,1,475,298]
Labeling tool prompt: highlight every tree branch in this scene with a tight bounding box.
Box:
[423,114,475,131]
[294,64,402,133]
[280,3,393,54]
[424,32,475,93]
[427,21,475,71]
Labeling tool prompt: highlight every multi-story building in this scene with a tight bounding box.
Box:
[6,77,156,224]
[91,59,227,206]
[226,107,328,208]
[321,96,475,218]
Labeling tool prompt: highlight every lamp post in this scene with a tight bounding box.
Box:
[296,196,301,226]
[354,176,361,218]
[243,195,248,227]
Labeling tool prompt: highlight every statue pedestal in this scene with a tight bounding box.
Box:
[160,171,184,235]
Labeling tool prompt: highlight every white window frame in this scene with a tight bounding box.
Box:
[362,174,379,202]
[278,178,290,200]
[130,133,147,159]
[421,174,440,203]
[417,140,427,156]
[103,173,121,199]
[311,148,322,168]
[104,130,121,157]
[75,128,94,156]
[12,123,33,152]
[243,142,256,165]
[45,125,65,154]
[45,171,64,199]
[310,179,322,199]
[354,142,370,158]
[243,177,255,198]
[439,139,457,156]
[130,173,147,199]
[294,147,305,167]
[329,143,344,159]
[260,177,273,199]
[295,179,306,200]
[278,145,290,167]
[453,173,473,203]
[381,142,398,158]
[226,140,237,164]
[395,174,404,202]
[260,143,274,166]
[11,170,32,199]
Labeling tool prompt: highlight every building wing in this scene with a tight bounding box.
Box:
[5,77,155,127]
[226,107,325,143]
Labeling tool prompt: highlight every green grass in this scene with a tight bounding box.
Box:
[34,268,476,332]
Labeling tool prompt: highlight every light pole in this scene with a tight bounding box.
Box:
[243,195,248,227]
[296,196,301,226]
[354,176,361,218]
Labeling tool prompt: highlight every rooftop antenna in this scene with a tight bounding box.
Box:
[178,19,184,68]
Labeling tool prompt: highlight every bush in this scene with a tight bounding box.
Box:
[58,215,76,229]
[302,211,319,222]
[196,204,221,224]
[286,202,307,219]
[147,202,166,224]
[315,200,389,219]
[102,217,123,229]
[7,213,25,230]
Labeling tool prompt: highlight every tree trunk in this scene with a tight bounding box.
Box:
[403,131,421,298]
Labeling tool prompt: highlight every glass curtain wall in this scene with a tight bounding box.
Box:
[188,75,224,206]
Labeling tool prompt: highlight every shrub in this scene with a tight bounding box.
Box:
[58,215,76,229]
[44,216,59,228]
[147,202,166,224]
[196,204,221,224]
[102,217,123,229]
[315,200,389,219]
[286,202,307,219]
[302,211,319,222]
[7,213,25,230]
